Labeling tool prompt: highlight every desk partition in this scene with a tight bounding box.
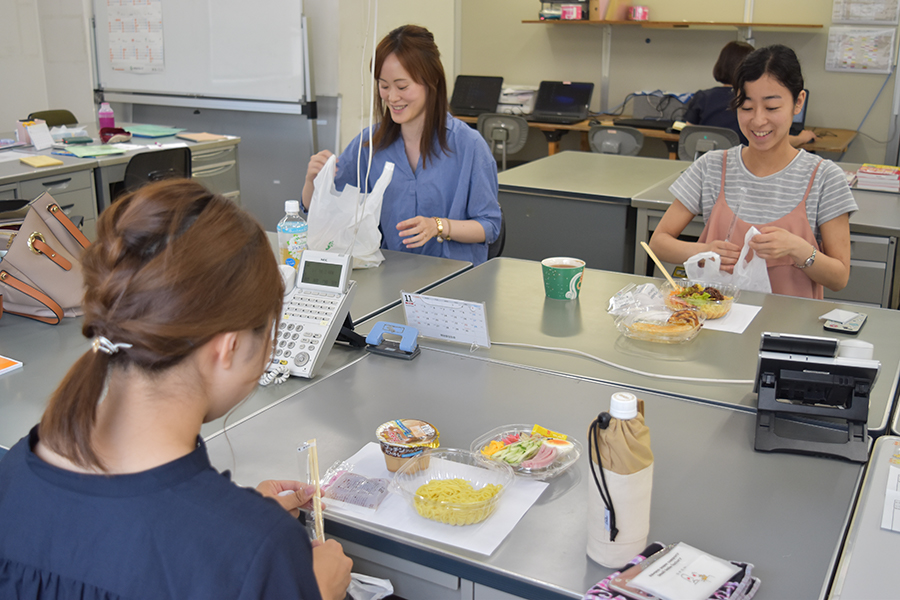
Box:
[205,348,862,600]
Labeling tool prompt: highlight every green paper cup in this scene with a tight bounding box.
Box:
[541,257,585,300]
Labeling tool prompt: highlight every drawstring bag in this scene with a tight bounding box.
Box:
[0,191,90,324]
[307,154,394,269]
[587,399,654,568]
[684,226,772,294]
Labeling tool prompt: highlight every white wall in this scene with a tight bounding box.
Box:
[0,0,48,130]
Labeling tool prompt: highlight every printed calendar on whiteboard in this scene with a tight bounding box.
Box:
[401,291,491,348]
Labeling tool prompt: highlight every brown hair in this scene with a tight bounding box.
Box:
[713,41,754,86]
[39,179,283,470]
[370,24,449,167]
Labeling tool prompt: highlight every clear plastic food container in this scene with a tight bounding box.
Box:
[390,448,513,526]
[660,280,739,320]
[615,305,705,344]
[470,424,582,480]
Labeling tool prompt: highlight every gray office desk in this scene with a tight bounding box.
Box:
[0,151,98,238]
[205,349,862,600]
[829,435,900,599]
[631,169,900,308]
[0,251,471,447]
[497,152,687,273]
[364,258,900,434]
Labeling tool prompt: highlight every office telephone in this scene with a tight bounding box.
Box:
[269,250,357,379]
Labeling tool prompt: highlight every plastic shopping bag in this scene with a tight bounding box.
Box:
[684,226,772,293]
[307,154,394,269]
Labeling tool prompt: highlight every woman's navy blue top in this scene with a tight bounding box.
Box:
[0,427,321,600]
[684,86,749,146]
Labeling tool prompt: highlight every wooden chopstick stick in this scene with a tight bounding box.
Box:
[308,438,324,541]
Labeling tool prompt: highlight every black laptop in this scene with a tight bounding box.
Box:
[526,81,594,125]
[450,75,504,117]
[790,89,809,136]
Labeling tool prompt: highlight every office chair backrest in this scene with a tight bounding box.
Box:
[476,113,529,171]
[487,207,506,261]
[122,148,192,197]
[588,125,644,156]
[678,125,740,161]
[27,110,78,127]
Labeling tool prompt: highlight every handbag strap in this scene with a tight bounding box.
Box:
[0,270,64,324]
[31,236,72,271]
[46,202,91,250]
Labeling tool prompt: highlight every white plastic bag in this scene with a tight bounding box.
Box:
[347,573,394,600]
[684,226,772,293]
[307,154,394,269]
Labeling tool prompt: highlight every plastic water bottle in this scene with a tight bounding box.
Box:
[98,103,115,129]
[277,200,308,268]
[586,391,654,567]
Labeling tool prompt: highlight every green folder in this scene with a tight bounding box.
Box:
[59,145,127,158]
[124,124,186,138]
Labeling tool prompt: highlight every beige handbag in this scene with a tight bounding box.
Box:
[0,191,91,324]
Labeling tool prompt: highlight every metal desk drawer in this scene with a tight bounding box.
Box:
[19,169,92,199]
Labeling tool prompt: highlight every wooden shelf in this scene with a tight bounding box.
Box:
[522,20,822,29]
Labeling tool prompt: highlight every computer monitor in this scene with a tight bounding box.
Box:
[791,89,809,135]
[450,76,504,117]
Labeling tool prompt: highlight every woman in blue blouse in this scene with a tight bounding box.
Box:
[302,25,502,266]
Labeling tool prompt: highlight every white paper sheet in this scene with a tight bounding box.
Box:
[697,303,761,334]
[881,464,900,532]
[0,151,33,164]
[324,443,547,556]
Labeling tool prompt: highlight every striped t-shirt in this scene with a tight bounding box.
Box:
[669,147,857,240]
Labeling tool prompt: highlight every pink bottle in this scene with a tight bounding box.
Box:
[98,102,115,129]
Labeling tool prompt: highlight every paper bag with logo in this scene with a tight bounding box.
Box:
[684,226,772,294]
[0,191,90,324]
[307,154,394,269]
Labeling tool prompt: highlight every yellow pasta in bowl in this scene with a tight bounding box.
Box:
[391,449,514,526]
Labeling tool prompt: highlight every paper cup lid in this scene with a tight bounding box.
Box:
[609,392,638,420]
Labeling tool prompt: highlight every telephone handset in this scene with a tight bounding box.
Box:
[270,250,357,379]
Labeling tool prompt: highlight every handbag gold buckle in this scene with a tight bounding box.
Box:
[27,232,46,255]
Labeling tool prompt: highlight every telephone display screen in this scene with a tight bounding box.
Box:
[301,261,343,288]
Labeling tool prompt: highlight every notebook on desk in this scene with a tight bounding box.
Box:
[525,81,594,125]
[791,89,809,135]
[450,75,504,117]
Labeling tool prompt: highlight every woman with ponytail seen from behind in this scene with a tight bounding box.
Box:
[0,179,352,599]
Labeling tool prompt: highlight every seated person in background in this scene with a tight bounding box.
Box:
[302,25,502,266]
[684,41,816,148]
[650,44,856,299]
[0,179,352,600]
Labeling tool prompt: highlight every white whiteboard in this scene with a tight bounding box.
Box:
[93,0,308,104]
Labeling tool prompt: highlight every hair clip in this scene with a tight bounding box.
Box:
[92,336,133,355]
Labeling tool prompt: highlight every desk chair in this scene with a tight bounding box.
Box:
[588,125,644,156]
[477,114,529,171]
[678,126,739,161]
[27,110,77,127]
[120,148,192,198]
[488,207,506,260]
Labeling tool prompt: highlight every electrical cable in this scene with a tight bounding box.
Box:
[489,340,754,385]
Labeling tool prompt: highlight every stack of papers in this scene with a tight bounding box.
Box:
[20,155,63,168]
[54,145,126,158]
[856,164,900,192]
[124,124,186,138]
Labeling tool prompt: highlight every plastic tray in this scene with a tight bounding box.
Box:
[470,424,582,480]
[615,306,705,344]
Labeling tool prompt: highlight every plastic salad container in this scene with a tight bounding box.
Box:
[660,280,739,320]
[470,424,582,480]
[390,448,514,526]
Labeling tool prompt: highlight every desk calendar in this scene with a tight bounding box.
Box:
[402,292,490,348]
